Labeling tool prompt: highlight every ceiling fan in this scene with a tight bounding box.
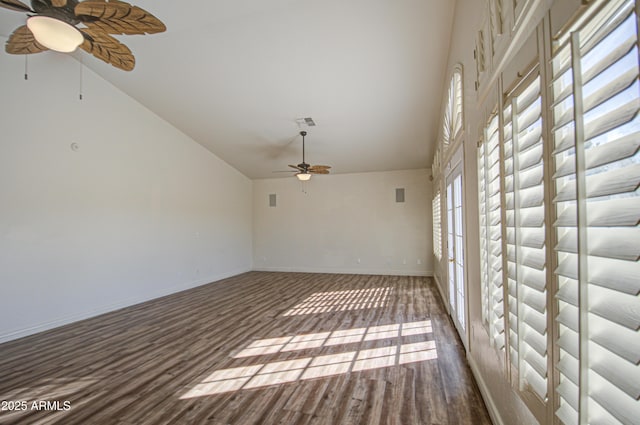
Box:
[0,0,165,71]
[278,131,331,181]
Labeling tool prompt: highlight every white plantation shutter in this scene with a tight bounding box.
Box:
[479,144,489,325]
[479,114,506,348]
[488,115,506,351]
[503,73,549,402]
[551,0,640,423]
[433,191,442,261]
[503,100,519,369]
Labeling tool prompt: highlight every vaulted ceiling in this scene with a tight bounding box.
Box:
[0,0,456,179]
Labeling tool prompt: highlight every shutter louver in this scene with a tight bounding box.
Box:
[552,1,640,423]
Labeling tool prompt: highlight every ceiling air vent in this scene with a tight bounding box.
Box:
[297,117,316,127]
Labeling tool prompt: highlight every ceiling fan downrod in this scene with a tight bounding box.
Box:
[300,131,307,170]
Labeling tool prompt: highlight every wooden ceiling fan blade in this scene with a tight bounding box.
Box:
[75,1,166,35]
[288,164,303,171]
[308,166,331,173]
[5,25,48,54]
[51,0,67,7]
[272,170,297,173]
[80,27,135,71]
[0,0,32,12]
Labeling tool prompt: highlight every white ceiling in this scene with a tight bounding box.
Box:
[0,0,456,179]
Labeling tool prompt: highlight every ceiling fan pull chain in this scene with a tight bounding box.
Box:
[23,54,27,80]
[79,57,83,101]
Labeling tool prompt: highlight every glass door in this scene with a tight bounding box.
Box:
[446,159,467,342]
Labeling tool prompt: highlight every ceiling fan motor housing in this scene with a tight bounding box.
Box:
[32,0,80,25]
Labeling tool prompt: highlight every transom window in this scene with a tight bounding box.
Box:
[443,67,463,151]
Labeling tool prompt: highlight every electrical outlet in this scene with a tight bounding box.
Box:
[417,259,422,265]
[357,258,361,264]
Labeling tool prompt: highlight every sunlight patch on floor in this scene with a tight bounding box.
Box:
[283,287,392,316]
[180,320,436,399]
[234,320,432,358]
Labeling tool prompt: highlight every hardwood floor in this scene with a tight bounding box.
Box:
[0,272,492,424]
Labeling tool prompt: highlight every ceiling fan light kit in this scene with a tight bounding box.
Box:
[296,172,311,181]
[26,15,83,52]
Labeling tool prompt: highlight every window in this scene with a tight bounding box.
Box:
[503,72,548,404]
[478,70,548,412]
[551,0,640,423]
[446,172,465,331]
[432,148,441,179]
[475,32,487,91]
[479,0,640,422]
[432,191,442,261]
[478,138,489,325]
[443,67,463,150]
[475,0,639,423]
[478,113,505,349]
[490,0,504,55]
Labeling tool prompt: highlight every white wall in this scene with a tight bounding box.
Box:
[0,52,253,343]
[253,169,431,275]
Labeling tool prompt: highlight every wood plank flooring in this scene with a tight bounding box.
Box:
[0,272,492,424]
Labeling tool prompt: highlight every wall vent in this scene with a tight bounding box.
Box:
[269,194,277,207]
[396,188,405,203]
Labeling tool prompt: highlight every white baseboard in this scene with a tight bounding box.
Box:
[468,355,505,425]
[0,267,251,344]
[252,266,432,277]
